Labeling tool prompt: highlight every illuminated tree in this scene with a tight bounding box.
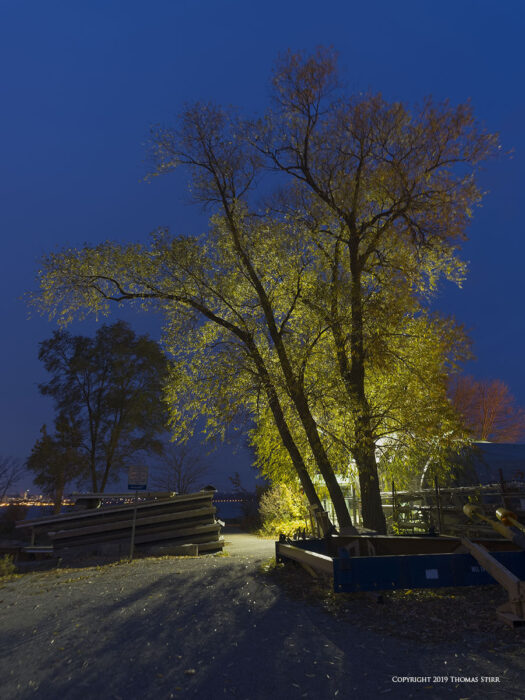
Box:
[248,48,498,531]
[30,49,498,532]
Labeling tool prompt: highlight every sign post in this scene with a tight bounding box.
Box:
[128,465,148,561]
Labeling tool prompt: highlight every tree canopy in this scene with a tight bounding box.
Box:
[30,49,498,532]
[450,376,525,443]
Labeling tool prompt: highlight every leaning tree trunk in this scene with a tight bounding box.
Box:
[289,389,354,530]
[247,339,325,515]
[53,483,64,515]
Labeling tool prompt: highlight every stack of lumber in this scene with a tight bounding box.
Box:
[15,490,223,554]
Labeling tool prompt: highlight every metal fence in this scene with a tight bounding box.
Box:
[321,481,525,536]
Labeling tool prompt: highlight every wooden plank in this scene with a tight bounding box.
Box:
[197,539,225,552]
[497,610,525,628]
[276,543,334,575]
[146,540,225,555]
[322,534,521,557]
[22,546,54,556]
[53,522,221,548]
[16,492,214,529]
[51,517,219,545]
[135,522,219,543]
[299,562,318,578]
[72,492,176,499]
[49,500,214,533]
[144,542,199,556]
[48,506,216,540]
[496,508,525,535]
[460,537,521,598]
[163,543,199,556]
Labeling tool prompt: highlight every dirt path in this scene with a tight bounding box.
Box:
[0,533,523,699]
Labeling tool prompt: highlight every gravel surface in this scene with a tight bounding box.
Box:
[1,532,523,700]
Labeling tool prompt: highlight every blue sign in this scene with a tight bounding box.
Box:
[128,465,148,491]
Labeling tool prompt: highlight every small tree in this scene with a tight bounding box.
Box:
[228,471,269,531]
[450,375,525,442]
[0,456,23,502]
[26,417,86,513]
[152,444,209,494]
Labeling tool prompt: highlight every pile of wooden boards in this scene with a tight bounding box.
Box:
[15,490,224,555]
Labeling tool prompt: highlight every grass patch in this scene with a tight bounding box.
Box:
[259,558,279,574]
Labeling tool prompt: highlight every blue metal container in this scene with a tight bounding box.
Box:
[276,535,525,593]
[333,548,525,592]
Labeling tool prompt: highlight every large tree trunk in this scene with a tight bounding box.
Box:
[247,340,324,514]
[53,484,64,515]
[343,248,386,533]
[327,244,386,532]
[352,420,386,533]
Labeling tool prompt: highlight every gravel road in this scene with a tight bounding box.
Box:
[0,532,523,700]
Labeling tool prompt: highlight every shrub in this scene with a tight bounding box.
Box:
[0,554,16,578]
[259,483,309,537]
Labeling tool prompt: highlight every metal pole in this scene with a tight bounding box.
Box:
[434,475,442,533]
[129,490,138,561]
[499,468,510,510]
[391,480,397,531]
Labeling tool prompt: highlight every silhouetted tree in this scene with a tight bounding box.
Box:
[38,322,168,492]
[26,417,86,513]
[0,456,23,502]
[152,444,209,494]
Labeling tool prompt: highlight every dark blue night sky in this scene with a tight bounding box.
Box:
[1,1,524,491]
